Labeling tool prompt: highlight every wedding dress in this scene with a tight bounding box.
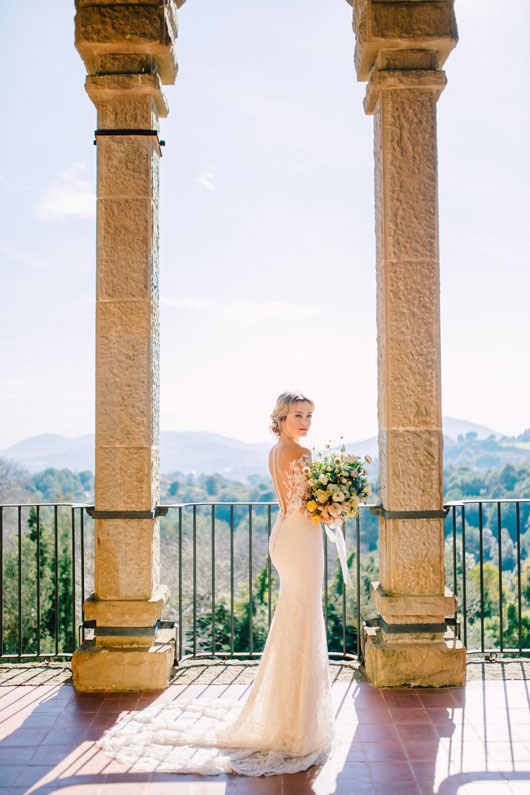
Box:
[99,446,336,776]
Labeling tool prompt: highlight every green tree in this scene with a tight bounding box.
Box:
[2,507,75,656]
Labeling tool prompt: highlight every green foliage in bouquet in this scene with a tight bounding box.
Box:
[304,442,373,526]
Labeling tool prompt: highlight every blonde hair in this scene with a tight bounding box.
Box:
[270,391,314,436]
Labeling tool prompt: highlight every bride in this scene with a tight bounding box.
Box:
[100,391,336,776]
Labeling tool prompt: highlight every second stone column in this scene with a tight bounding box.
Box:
[349,0,466,686]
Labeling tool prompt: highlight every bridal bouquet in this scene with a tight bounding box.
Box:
[303,443,373,528]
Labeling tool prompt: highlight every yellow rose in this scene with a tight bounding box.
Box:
[306,500,317,512]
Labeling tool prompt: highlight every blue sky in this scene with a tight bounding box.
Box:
[0,0,528,450]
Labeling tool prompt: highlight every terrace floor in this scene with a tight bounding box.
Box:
[0,663,529,794]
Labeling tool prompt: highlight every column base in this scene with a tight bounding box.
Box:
[72,629,175,692]
[364,626,466,688]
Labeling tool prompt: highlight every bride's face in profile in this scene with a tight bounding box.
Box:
[281,402,313,440]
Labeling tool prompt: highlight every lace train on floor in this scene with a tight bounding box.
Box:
[99,696,333,776]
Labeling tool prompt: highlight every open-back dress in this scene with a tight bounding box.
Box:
[99,446,335,776]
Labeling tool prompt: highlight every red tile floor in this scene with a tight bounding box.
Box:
[0,679,529,794]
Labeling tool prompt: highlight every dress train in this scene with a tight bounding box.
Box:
[99,452,336,776]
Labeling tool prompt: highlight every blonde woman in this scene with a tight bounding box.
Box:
[100,392,335,776]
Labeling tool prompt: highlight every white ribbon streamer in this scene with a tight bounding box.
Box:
[323,523,353,589]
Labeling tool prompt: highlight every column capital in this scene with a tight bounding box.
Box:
[350,0,458,82]
[75,0,181,85]
[86,72,169,117]
[364,65,447,114]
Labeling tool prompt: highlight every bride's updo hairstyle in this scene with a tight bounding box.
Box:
[270,391,314,436]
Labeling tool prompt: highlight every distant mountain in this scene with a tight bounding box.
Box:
[160,431,270,479]
[1,434,95,473]
[0,417,521,477]
[441,417,500,440]
[339,417,501,467]
[0,431,270,479]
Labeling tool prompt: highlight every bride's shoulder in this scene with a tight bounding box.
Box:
[291,441,311,457]
[270,441,311,461]
[285,442,312,464]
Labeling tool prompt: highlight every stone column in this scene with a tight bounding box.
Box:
[348,0,465,686]
[72,0,184,691]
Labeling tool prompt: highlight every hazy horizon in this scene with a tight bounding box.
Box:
[1,414,519,455]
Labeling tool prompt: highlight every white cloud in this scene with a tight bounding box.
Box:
[34,162,96,221]
[197,169,215,191]
[161,296,318,319]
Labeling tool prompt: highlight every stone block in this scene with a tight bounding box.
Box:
[75,0,179,85]
[97,135,155,201]
[96,53,155,74]
[375,89,439,262]
[363,626,466,688]
[72,631,175,692]
[378,429,443,510]
[84,586,169,626]
[376,49,439,72]
[94,516,159,599]
[95,447,158,512]
[371,582,457,621]
[353,0,458,81]
[97,198,154,301]
[96,632,154,648]
[95,299,159,447]
[97,95,158,130]
[95,380,151,448]
[378,517,445,595]
[377,260,442,429]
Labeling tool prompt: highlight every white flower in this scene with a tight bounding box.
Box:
[344,454,354,464]
[316,489,328,503]
[333,490,345,502]
[302,466,311,475]
[342,501,351,513]
[319,474,328,485]
[328,503,343,517]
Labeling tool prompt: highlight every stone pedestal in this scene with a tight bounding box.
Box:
[349,0,465,686]
[72,0,182,691]
[364,582,465,687]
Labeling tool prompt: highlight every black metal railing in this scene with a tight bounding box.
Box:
[1,498,529,662]
[159,503,367,663]
[0,503,92,660]
[445,499,530,656]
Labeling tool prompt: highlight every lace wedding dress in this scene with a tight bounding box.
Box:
[99,447,336,776]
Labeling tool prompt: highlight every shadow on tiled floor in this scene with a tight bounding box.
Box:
[0,677,529,794]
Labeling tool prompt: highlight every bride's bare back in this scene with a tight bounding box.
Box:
[269,441,312,516]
